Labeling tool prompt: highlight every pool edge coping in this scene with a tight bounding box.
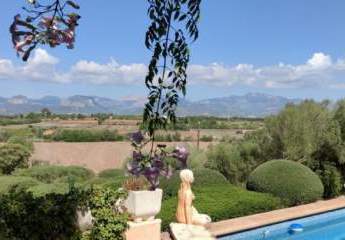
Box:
[207,196,345,237]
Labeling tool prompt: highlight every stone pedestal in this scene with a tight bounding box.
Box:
[125,219,161,240]
[170,223,215,240]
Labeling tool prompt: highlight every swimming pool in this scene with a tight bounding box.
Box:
[219,208,345,240]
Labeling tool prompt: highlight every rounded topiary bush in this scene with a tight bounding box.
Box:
[247,160,324,205]
[13,165,94,184]
[160,168,228,199]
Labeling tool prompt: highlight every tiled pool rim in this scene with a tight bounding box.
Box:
[207,196,345,237]
[217,207,345,240]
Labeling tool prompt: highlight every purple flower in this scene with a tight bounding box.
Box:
[173,146,189,168]
[130,131,144,144]
[132,151,143,162]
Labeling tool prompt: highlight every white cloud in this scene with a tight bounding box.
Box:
[0,49,345,90]
[70,59,146,84]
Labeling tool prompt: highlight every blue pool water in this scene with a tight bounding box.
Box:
[219,208,345,240]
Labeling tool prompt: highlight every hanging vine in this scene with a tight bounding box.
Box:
[143,0,201,151]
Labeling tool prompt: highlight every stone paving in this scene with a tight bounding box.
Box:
[207,196,345,237]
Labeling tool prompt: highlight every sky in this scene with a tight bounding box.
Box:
[1,0,345,101]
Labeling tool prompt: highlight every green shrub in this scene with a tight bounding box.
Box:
[187,148,208,169]
[86,177,125,190]
[7,135,34,152]
[205,143,252,185]
[0,176,40,194]
[27,183,70,197]
[200,135,213,142]
[1,128,35,141]
[159,184,283,230]
[316,165,343,199]
[247,160,324,205]
[0,117,40,126]
[0,186,88,240]
[154,132,182,142]
[88,187,129,240]
[160,168,228,200]
[13,165,94,184]
[0,143,31,174]
[51,129,124,142]
[98,169,125,179]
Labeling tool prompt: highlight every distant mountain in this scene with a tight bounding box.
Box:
[0,93,301,117]
[178,93,301,117]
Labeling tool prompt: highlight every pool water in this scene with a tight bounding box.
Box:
[219,208,345,240]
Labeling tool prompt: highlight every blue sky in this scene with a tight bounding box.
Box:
[1,0,345,100]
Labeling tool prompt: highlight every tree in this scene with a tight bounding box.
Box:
[334,99,345,141]
[41,108,52,118]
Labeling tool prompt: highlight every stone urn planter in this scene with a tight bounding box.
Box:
[124,188,163,222]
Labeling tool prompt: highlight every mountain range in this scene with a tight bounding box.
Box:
[0,93,301,117]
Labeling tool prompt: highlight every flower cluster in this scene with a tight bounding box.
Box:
[127,131,189,190]
[10,0,80,61]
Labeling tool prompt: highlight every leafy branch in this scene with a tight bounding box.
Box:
[143,0,201,155]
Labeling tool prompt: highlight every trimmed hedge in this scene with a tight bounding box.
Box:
[13,165,95,184]
[0,176,40,194]
[158,184,283,230]
[27,183,70,197]
[160,168,228,199]
[247,160,324,205]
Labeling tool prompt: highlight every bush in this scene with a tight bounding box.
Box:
[81,169,126,190]
[87,187,129,240]
[0,186,88,240]
[0,128,35,141]
[158,184,283,230]
[187,148,208,169]
[0,143,31,174]
[7,135,34,152]
[205,143,254,185]
[0,176,40,194]
[51,129,124,142]
[27,183,70,197]
[98,169,125,179]
[154,132,182,142]
[247,160,324,205]
[316,165,343,199]
[200,135,213,142]
[160,168,228,200]
[13,165,95,184]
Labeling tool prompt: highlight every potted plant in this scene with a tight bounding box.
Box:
[125,131,188,222]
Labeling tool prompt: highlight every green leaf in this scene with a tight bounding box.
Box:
[66,1,80,9]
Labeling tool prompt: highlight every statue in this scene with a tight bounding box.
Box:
[176,169,211,226]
